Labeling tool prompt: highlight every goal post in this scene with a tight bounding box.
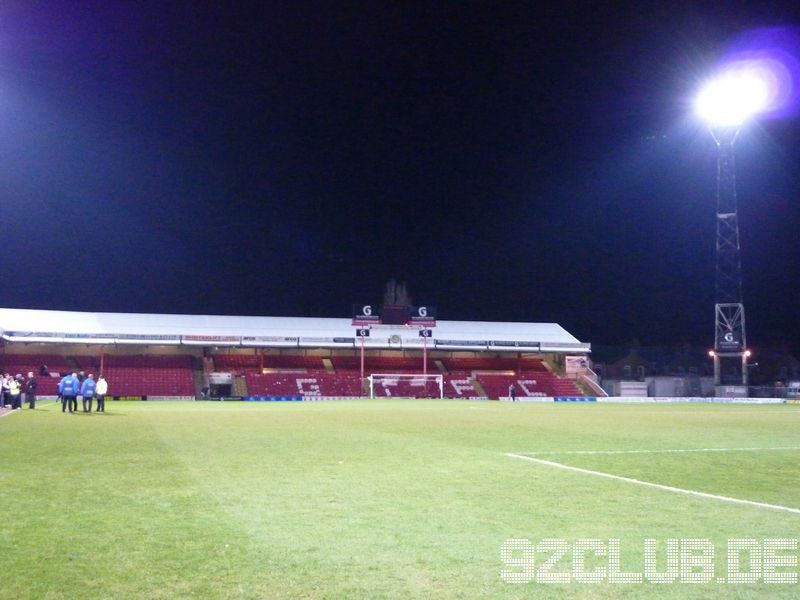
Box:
[367,373,444,399]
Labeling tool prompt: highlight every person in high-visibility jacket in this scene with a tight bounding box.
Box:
[59,372,80,413]
[95,376,108,413]
[81,374,97,413]
[8,376,21,410]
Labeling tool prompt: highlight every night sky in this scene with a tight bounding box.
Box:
[1,2,799,350]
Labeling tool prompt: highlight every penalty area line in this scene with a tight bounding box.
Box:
[505,452,800,516]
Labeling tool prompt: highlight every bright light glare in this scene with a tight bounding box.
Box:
[696,70,770,126]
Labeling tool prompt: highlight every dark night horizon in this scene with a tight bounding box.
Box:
[1,2,799,351]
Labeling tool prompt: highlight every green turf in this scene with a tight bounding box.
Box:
[1,400,799,598]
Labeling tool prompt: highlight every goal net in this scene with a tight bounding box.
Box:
[367,373,444,399]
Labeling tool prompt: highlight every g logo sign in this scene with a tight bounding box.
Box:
[418,306,427,317]
[363,305,372,316]
[724,332,734,343]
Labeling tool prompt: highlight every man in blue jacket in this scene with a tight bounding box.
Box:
[81,374,97,413]
[59,372,80,413]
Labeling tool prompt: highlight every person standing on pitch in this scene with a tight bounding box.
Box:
[76,371,86,412]
[71,372,81,412]
[508,383,517,402]
[25,371,37,409]
[1,373,10,408]
[95,375,108,413]
[9,375,21,410]
[81,374,96,413]
[59,372,79,413]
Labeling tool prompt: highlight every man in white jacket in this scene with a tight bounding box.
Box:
[95,376,108,413]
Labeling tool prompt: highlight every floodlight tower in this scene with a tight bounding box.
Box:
[696,71,768,386]
[709,124,747,386]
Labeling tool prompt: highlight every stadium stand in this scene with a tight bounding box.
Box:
[246,371,361,397]
[443,372,486,399]
[95,355,195,396]
[0,354,68,396]
[63,354,197,397]
[0,309,592,399]
[263,355,326,370]
[206,349,585,399]
[477,373,582,398]
[213,354,326,371]
[1,353,71,372]
[0,308,593,399]
[370,376,442,398]
[0,351,585,399]
[104,355,193,369]
[441,356,548,372]
[102,369,194,396]
[211,353,261,370]
[330,355,432,373]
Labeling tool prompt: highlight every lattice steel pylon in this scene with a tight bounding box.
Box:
[710,126,747,385]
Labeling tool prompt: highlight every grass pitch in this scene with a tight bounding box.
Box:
[1,400,799,598]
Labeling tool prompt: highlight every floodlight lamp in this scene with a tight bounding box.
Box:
[744,350,752,357]
[695,69,770,127]
[708,350,716,358]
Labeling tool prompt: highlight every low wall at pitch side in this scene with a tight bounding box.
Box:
[500,396,787,404]
[198,396,789,404]
[596,396,786,405]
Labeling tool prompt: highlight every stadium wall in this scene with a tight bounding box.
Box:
[596,396,786,404]
[205,396,787,404]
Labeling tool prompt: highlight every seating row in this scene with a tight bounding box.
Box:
[477,374,582,398]
[244,372,488,399]
[212,354,549,374]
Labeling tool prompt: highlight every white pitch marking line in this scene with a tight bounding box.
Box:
[505,452,800,515]
[520,446,800,456]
